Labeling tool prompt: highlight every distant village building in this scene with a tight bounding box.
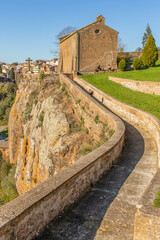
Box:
[32,65,40,74]
[59,15,118,74]
[46,58,59,66]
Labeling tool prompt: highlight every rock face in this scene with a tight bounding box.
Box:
[9,75,113,195]
[8,76,89,194]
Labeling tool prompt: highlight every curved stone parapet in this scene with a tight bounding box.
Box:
[108,76,160,95]
[0,74,125,240]
[74,75,160,239]
[74,76,160,167]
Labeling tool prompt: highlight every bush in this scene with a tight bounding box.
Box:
[143,34,158,67]
[0,82,16,125]
[140,55,145,66]
[118,59,127,71]
[133,58,142,70]
[38,111,44,126]
[0,152,18,206]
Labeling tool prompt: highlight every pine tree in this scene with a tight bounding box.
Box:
[142,24,152,48]
[143,34,158,67]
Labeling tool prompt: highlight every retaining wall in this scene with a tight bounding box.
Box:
[134,170,160,240]
[109,76,160,95]
[117,51,160,61]
[0,74,125,240]
[74,76,160,166]
[74,75,160,239]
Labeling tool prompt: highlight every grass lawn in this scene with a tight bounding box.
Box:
[80,74,160,119]
[104,60,160,82]
[81,66,160,208]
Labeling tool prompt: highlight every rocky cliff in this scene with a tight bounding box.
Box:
[9,75,113,195]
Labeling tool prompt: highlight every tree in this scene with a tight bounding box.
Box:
[143,34,158,67]
[52,26,76,58]
[0,65,2,73]
[117,37,126,53]
[11,62,18,66]
[135,47,142,52]
[9,68,15,80]
[142,23,152,48]
[56,26,76,40]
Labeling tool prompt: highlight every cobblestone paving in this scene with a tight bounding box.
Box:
[34,120,156,240]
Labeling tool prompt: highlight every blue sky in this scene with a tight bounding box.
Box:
[1,0,160,63]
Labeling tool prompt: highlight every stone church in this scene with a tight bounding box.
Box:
[59,15,118,74]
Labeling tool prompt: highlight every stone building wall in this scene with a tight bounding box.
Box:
[79,22,118,72]
[59,16,118,74]
[59,33,78,73]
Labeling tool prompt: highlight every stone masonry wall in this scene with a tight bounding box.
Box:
[59,33,78,73]
[134,170,160,240]
[0,74,124,240]
[74,76,160,240]
[109,76,160,95]
[74,76,160,166]
[117,51,160,62]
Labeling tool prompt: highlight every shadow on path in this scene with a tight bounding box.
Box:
[34,121,144,240]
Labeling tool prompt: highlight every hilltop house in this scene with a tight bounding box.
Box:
[59,15,118,74]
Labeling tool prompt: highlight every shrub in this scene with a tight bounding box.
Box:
[80,117,84,125]
[94,115,99,124]
[38,111,44,126]
[143,34,158,67]
[133,58,142,70]
[140,55,145,66]
[80,145,93,155]
[118,59,126,71]
[33,98,38,105]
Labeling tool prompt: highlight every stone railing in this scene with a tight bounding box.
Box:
[74,75,160,239]
[109,76,160,95]
[0,74,125,240]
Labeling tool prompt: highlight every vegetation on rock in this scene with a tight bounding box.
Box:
[154,189,160,207]
[0,82,16,126]
[0,151,18,206]
[10,68,15,80]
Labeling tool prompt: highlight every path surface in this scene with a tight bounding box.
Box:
[34,120,157,240]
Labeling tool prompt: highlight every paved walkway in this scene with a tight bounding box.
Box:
[34,120,158,240]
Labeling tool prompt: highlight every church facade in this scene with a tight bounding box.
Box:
[59,15,118,74]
